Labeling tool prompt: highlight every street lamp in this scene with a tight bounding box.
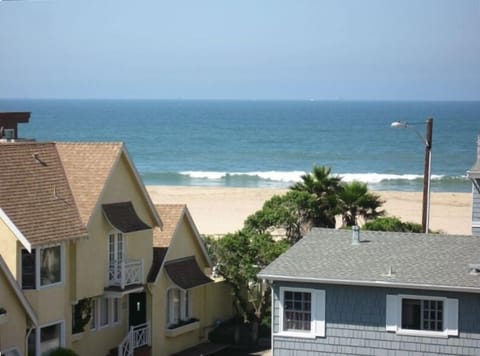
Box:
[391,118,433,234]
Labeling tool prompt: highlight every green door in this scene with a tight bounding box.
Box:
[129,292,146,326]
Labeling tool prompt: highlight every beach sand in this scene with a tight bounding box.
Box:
[146,186,472,236]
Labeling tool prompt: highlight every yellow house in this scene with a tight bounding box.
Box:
[56,142,162,356]
[0,113,233,356]
[0,142,89,356]
[148,204,233,356]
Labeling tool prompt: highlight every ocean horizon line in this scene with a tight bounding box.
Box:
[2,98,480,103]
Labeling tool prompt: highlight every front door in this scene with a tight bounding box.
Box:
[129,292,147,327]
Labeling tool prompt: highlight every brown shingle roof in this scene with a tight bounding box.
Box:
[0,142,87,245]
[153,204,186,248]
[56,142,123,225]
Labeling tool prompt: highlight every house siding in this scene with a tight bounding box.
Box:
[272,282,480,355]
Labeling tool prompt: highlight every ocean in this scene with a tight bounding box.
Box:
[1,99,479,192]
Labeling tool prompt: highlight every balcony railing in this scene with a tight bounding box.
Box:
[108,259,144,289]
[118,322,150,356]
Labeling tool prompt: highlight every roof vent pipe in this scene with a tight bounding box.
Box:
[352,225,360,245]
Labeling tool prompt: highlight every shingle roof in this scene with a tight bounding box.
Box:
[259,228,480,292]
[164,256,213,289]
[56,142,123,225]
[102,202,151,233]
[0,142,87,245]
[153,204,186,248]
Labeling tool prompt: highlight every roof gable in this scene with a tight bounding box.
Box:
[0,142,87,245]
[56,142,161,228]
[259,228,480,293]
[149,204,211,283]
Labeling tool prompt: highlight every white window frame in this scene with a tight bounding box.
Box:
[167,287,192,327]
[277,286,325,339]
[91,296,121,331]
[386,294,458,338]
[29,320,65,356]
[21,244,65,290]
[107,230,125,284]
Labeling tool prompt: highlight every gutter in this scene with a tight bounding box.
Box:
[258,274,480,294]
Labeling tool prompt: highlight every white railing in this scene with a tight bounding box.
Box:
[118,322,150,356]
[108,259,144,289]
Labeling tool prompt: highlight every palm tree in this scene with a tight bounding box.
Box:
[291,165,342,228]
[338,181,384,227]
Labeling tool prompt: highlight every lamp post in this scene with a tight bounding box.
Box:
[391,118,433,234]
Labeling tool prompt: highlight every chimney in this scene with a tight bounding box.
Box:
[0,112,31,142]
[467,134,480,236]
[352,225,360,245]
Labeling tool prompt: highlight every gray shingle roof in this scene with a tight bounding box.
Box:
[258,228,480,293]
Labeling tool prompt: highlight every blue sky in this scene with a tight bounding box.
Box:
[0,0,479,100]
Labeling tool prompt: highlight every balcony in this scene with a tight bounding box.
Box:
[107,259,144,289]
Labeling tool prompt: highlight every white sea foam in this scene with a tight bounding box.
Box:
[338,173,445,183]
[179,171,448,184]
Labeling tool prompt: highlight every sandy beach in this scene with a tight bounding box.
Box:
[147,186,472,236]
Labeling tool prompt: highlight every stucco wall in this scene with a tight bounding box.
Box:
[272,282,480,355]
[0,220,19,278]
[165,216,208,266]
[150,215,233,356]
[0,269,29,355]
[75,153,155,299]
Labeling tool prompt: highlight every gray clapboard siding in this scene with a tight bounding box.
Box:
[272,282,480,356]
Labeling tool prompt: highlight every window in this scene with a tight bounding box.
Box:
[113,298,120,324]
[386,294,458,337]
[167,288,191,327]
[91,296,121,330]
[21,245,63,289]
[90,299,97,330]
[28,322,64,356]
[100,297,110,327]
[278,287,325,338]
[40,246,61,286]
[284,291,311,331]
[108,232,124,283]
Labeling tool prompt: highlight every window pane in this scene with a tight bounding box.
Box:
[113,298,120,323]
[168,288,182,325]
[22,249,36,289]
[402,299,421,330]
[101,297,109,326]
[402,298,444,332]
[91,299,97,329]
[40,246,61,286]
[283,291,312,332]
[40,323,61,355]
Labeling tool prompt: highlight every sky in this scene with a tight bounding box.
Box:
[0,0,479,100]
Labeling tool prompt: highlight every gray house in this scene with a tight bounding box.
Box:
[258,135,480,355]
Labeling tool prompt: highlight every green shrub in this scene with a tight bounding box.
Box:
[48,348,79,356]
[363,216,423,233]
